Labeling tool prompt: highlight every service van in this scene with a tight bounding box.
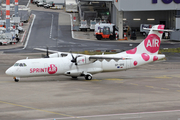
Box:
[140,24,155,36]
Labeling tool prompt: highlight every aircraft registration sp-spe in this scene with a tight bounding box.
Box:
[6,25,172,82]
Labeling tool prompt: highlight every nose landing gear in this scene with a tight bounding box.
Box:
[14,77,20,82]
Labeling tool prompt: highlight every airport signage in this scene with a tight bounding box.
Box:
[152,0,180,4]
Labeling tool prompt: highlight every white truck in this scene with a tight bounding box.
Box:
[65,0,78,12]
[44,1,54,8]
[79,20,89,31]
[90,20,96,31]
[140,24,155,36]
[37,0,46,7]
[0,33,17,45]
[94,23,118,36]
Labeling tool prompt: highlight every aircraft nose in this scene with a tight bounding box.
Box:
[5,67,13,76]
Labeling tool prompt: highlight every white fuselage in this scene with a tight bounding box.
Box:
[5,25,169,81]
[5,53,165,78]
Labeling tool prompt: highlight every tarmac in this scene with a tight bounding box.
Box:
[0,3,180,120]
[0,53,180,120]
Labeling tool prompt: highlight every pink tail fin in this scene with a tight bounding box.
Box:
[126,25,165,55]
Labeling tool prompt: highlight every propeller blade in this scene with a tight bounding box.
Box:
[46,47,49,58]
[70,51,78,65]
[44,47,49,58]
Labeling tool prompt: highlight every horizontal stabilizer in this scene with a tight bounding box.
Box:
[143,27,173,32]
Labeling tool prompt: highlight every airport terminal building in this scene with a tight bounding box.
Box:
[110,0,180,38]
[81,0,180,38]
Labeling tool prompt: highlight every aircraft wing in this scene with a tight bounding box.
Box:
[34,48,59,53]
[34,48,69,56]
[34,48,131,61]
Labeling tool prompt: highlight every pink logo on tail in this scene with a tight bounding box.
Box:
[144,34,160,53]
[158,25,165,34]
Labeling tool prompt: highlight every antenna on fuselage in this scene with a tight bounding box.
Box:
[45,47,49,58]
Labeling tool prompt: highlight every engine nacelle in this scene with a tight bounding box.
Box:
[49,53,60,58]
[76,56,92,65]
[49,52,68,58]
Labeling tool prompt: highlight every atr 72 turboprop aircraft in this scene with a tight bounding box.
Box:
[6,25,171,82]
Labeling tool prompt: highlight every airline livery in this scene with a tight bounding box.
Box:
[6,25,171,82]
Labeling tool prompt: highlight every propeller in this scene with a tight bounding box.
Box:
[70,51,78,65]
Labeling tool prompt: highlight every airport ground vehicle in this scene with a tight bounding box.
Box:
[79,20,89,31]
[90,20,96,31]
[94,23,118,36]
[34,0,43,4]
[6,25,171,82]
[0,33,17,45]
[44,1,54,8]
[95,26,115,40]
[65,0,78,12]
[37,1,46,7]
[140,24,155,36]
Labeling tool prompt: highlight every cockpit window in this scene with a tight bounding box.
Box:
[13,63,27,67]
[23,63,27,66]
[14,63,19,66]
[19,63,23,67]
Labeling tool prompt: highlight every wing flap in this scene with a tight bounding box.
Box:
[34,48,69,57]
[34,48,59,53]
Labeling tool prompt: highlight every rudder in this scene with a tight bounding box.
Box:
[126,25,165,55]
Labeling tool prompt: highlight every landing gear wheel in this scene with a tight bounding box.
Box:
[14,79,19,82]
[109,35,115,40]
[14,77,19,82]
[96,35,102,40]
[85,75,92,80]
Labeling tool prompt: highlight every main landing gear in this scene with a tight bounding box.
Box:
[71,74,92,80]
[14,77,20,82]
[85,74,92,80]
